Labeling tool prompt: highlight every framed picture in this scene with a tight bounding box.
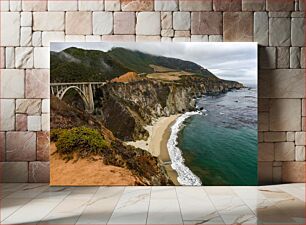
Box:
[50,42,257,186]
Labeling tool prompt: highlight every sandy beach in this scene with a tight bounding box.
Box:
[126,115,181,185]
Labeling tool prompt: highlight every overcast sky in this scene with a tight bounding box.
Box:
[51,42,257,86]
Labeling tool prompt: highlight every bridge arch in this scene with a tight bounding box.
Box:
[51,82,106,114]
[57,86,94,113]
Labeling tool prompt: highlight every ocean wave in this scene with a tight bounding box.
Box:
[167,111,202,186]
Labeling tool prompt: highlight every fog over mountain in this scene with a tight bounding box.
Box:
[51,42,257,86]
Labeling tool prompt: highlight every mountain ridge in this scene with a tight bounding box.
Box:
[50,46,245,185]
[51,47,218,83]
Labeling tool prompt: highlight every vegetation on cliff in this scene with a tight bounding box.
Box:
[50,46,244,185]
[50,48,130,82]
[51,47,217,83]
[108,47,217,78]
[51,97,173,185]
[94,75,243,141]
[51,127,110,161]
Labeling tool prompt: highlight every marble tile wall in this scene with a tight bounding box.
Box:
[0,0,305,184]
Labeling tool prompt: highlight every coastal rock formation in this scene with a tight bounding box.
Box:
[111,71,140,83]
[50,46,245,186]
[95,76,243,141]
[51,96,174,186]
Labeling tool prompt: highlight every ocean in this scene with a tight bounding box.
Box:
[168,88,258,186]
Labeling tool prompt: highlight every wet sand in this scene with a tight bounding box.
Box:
[159,119,180,185]
[126,115,181,185]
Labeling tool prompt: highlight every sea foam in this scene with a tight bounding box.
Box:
[167,111,202,186]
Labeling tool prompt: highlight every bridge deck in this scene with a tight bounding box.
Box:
[50,82,106,86]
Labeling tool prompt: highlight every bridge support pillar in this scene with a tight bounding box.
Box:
[83,84,94,114]
[50,82,105,114]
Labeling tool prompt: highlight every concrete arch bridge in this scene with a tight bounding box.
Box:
[50,82,106,113]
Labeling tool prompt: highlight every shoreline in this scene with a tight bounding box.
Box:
[159,119,180,186]
[126,114,180,185]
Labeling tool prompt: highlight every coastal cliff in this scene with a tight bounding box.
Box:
[50,46,244,186]
[94,76,243,141]
[50,96,174,186]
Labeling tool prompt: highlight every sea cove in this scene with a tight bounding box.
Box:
[171,88,257,186]
[50,42,257,186]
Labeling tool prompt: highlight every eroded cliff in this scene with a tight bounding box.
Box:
[51,96,174,186]
[94,76,243,141]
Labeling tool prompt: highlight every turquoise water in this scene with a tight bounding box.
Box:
[177,89,257,186]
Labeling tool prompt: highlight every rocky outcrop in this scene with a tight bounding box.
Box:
[111,71,140,83]
[50,46,244,186]
[94,76,243,141]
[51,96,173,186]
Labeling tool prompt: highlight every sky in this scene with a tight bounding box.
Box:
[51,42,258,86]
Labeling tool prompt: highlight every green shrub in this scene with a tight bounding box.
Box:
[55,127,110,160]
[50,128,64,142]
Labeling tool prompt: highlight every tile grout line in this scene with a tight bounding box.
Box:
[202,187,227,225]
[174,187,185,224]
[1,197,33,222]
[75,187,100,224]
[0,183,33,222]
[105,186,126,225]
[145,186,152,225]
[2,184,50,223]
[1,0,305,185]
[230,186,262,221]
[2,183,28,198]
[37,186,74,223]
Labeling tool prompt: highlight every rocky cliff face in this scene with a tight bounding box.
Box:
[51,46,245,186]
[51,96,174,186]
[94,76,243,141]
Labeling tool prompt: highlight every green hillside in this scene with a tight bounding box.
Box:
[50,47,217,83]
[51,48,130,82]
[108,47,217,77]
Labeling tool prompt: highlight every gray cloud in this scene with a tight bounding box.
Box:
[51,42,257,86]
